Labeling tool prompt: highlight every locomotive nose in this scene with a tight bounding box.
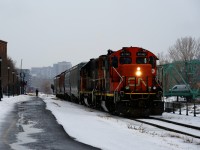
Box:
[119,64,153,92]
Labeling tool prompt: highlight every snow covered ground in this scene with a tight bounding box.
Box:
[0,95,31,125]
[42,94,200,150]
[0,94,200,150]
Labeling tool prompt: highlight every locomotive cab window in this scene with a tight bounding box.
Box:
[136,57,147,64]
[111,56,118,68]
[120,57,132,64]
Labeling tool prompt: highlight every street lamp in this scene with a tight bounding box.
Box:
[7,66,10,98]
[12,71,15,97]
[0,57,2,101]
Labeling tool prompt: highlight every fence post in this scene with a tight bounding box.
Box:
[186,102,188,116]
[177,96,179,102]
[173,102,175,114]
[194,102,196,117]
[179,102,181,115]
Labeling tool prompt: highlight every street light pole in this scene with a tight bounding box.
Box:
[15,74,18,95]
[20,72,25,94]
[7,66,10,98]
[0,57,2,101]
[12,71,15,97]
[23,73,25,94]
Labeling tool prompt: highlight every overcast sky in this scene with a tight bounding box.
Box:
[0,0,199,69]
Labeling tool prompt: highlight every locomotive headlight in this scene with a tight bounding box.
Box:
[136,67,142,76]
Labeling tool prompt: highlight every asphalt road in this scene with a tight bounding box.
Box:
[0,97,100,150]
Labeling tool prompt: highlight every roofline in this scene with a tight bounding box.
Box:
[0,40,7,44]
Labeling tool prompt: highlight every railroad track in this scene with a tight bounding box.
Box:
[148,116,200,130]
[132,117,200,139]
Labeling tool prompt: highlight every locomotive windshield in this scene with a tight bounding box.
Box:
[120,57,132,64]
[136,57,147,64]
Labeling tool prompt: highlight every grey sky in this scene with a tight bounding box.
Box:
[0,0,200,69]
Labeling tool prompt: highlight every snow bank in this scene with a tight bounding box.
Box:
[42,95,200,150]
[0,95,31,124]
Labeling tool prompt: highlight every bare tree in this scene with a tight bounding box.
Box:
[41,80,52,96]
[197,38,200,60]
[7,56,16,70]
[157,52,171,65]
[2,56,17,92]
[168,36,200,62]
[166,37,200,90]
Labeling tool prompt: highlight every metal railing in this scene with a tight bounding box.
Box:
[164,101,200,117]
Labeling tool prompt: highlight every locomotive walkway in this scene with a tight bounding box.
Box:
[0,97,100,150]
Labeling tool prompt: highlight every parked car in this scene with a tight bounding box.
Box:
[170,84,190,92]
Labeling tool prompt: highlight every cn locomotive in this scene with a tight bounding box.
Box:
[54,47,164,117]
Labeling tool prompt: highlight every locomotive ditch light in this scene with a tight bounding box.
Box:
[152,69,155,74]
[136,67,142,76]
[148,86,152,91]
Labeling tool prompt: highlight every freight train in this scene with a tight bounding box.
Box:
[54,47,164,117]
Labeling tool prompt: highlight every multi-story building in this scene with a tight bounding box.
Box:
[52,61,72,77]
[52,63,58,78]
[31,61,72,79]
[31,66,53,79]
[0,40,20,95]
[0,40,7,89]
[30,61,72,92]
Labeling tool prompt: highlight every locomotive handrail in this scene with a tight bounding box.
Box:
[90,78,105,81]
[155,78,163,91]
[112,67,123,92]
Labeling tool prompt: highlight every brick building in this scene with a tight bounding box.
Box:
[0,40,8,90]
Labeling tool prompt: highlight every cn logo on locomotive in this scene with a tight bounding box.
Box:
[127,77,147,87]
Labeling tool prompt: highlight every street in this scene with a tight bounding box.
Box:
[0,96,100,150]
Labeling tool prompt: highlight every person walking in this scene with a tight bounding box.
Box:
[36,89,39,97]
